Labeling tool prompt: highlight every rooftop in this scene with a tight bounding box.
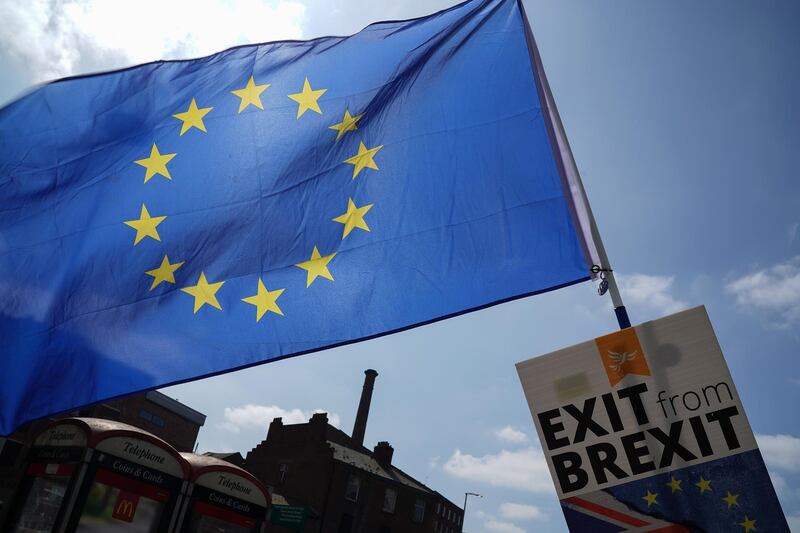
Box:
[327,440,430,493]
[147,390,207,426]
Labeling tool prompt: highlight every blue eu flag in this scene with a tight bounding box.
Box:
[0,0,593,434]
[562,450,790,532]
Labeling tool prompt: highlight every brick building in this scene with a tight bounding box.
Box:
[244,370,464,533]
[2,389,205,453]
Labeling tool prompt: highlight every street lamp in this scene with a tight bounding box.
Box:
[462,492,482,531]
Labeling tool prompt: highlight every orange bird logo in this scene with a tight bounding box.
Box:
[595,328,651,386]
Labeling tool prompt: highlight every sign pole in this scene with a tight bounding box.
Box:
[519,0,631,330]
[463,492,482,529]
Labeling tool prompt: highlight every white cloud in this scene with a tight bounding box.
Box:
[429,456,440,469]
[619,274,688,315]
[0,0,305,83]
[475,510,530,533]
[496,426,530,444]
[788,513,800,532]
[220,404,340,433]
[499,503,546,521]
[768,471,800,500]
[443,447,554,493]
[726,257,800,327]
[756,433,800,472]
[484,519,526,533]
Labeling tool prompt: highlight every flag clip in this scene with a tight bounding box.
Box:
[590,264,613,274]
[591,265,612,296]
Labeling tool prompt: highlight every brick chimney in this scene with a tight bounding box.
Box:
[374,441,394,467]
[267,417,283,437]
[310,412,328,441]
[351,369,378,447]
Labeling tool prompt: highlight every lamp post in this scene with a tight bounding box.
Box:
[462,492,482,531]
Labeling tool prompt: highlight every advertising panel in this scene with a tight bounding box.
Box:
[517,306,789,532]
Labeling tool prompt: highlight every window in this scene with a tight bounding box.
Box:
[436,502,441,515]
[345,474,360,502]
[413,498,426,523]
[447,509,451,520]
[76,477,166,531]
[382,488,397,513]
[9,476,70,532]
[279,463,289,484]
[138,409,165,428]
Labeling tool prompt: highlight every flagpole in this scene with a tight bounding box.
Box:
[573,169,632,330]
[518,0,631,330]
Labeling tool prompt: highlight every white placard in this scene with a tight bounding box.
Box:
[516,306,757,499]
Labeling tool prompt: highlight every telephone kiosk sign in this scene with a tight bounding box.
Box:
[517,306,790,532]
[4,418,190,533]
[176,453,270,533]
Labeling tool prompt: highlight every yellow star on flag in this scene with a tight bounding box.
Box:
[343,141,383,178]
[123,204,166,245]
[288,77,327,118]
[738,516,757,532]
[241,278,285,322]
[181,272,225,313]
[666,477,682,493]
[332,198,373,239]
[173,98,213,135]
[722,491,740,509]
[145,255,184,290]
[329,109,363,140]
[641,490,658,507]
[231,75,270,113]
[134,144,176,183]
[295,246,336,287]
[695,476,712,494]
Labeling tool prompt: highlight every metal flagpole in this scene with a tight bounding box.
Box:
[573,169,631,330]
[518,0,631,330]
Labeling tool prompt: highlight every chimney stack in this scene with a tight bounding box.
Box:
[309,412,328,441]
[374,441,394,467]
[351,369,378,447]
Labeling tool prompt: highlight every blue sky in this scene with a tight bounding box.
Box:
[1,1,798,531]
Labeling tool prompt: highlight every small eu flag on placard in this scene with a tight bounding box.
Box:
[0,0,595,434]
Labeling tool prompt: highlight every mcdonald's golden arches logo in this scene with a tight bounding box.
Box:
[111,491,140,522]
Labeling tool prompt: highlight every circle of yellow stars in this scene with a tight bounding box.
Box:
[123,73,384,322]
[635,473,759,531]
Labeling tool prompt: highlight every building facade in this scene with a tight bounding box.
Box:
[244,370,463,533]
[1,370,463,533]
